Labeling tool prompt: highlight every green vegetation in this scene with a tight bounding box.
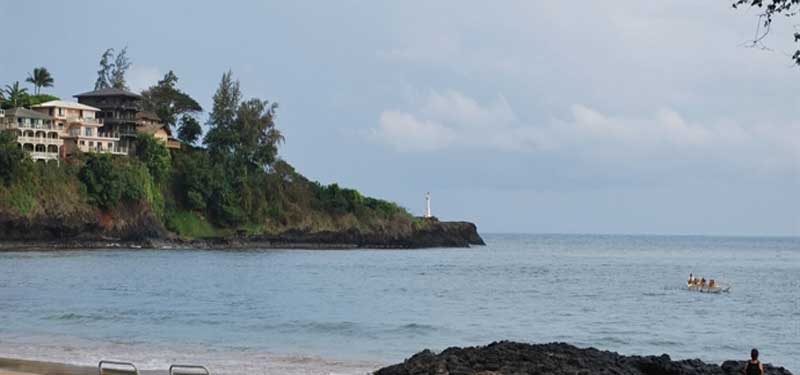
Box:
[1,69,59,109]
[94,47,131,90]
[2,82,28,108]
[140,71,203,133]
[25,67,54,95]
[0,66,414,240]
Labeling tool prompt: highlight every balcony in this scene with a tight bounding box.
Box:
[1,121,64,132]
[29,151,59,161]
[17,136,63,146]
[67,116,103,126]
[82,145,128,156]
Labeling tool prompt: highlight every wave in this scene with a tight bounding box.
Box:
[46,312,124,323]
[0,333,384,375]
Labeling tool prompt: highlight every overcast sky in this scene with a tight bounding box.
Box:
[1,1,798,236]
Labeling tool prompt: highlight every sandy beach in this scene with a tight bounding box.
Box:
[0,358,171,375]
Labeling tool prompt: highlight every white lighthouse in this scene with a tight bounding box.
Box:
[424,192,432,218]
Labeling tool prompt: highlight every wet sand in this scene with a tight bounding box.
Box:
[0,358,168,375]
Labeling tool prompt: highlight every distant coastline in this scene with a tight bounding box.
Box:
[0,220,485,251]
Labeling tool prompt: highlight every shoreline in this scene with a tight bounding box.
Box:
[0,221,486,251]
[1,342,794,375]
[0,237,482,252]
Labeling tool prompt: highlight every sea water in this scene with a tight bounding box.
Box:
[0,234,797,374]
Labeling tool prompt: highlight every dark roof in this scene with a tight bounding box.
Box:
[74,87,142,99]
[136,111,161,121]
[5,107,53,121]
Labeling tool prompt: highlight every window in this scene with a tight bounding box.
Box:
[58,108,64,116]
[108,142,113,149]
[80,141,85,146]
[84,128,93,137]
[89,142,94,147]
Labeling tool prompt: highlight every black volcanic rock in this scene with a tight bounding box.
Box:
[375,342,793,375]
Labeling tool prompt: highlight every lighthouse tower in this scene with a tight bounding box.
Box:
[424,192,432,218]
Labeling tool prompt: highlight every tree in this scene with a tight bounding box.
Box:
[203,71,283,169]
[0,131,32,185]
[94,47,132,90]
[140,71,202,132]
[95,48,114,90]
[733,0,800,66]
[110,47,132,90]
[2,82,28,108]
[25,67,54,95]
[234,98,283,169]
[177,115,202,145]
[79,154,120,208]
[203,71,242,158]
[134,134,171,183]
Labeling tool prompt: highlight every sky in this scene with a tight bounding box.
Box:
[1,1,798,236]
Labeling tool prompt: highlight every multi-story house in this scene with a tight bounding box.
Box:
[136,111,181,150]
[74,87,142,155]
[0,107,62,163]
[31,100,126,156]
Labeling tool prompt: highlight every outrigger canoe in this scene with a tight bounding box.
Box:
[686,282,731,293]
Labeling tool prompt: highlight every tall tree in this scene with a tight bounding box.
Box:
[177,115,202,145]
[93,47,132,90]
[140,71,202,131]
[3,82,28,108]
[95,48,115,90]
[733,0,800,66]
[233,98,283,169]
[110,47,132,90]
[25,67,54,95]
[203,71,283,169]
[203,71,242,158]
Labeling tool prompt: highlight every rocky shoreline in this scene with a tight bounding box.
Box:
[0,221,485,251]
[375,341,793,375]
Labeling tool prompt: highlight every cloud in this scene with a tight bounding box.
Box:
[127,65,161,93]
[370,89,800,172]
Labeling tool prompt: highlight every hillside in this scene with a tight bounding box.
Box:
[0,133,483,248]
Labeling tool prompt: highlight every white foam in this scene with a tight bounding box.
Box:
[0,334,384,375]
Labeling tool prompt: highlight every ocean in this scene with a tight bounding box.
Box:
[0,234,797,374]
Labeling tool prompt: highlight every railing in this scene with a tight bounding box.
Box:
[167,139,182,149]
[67,116,103,125]
[0,121,63,131]
[81,145,128,155]
[17,136,63,145]
[28,151,59,160]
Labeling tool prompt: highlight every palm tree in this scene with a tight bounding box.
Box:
[3,82,29,107]
[25,67,54,95]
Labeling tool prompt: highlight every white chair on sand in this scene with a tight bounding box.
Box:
[98,360,139,375]
[169,364,210,375]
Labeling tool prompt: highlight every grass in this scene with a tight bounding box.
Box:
[165,210,225,239]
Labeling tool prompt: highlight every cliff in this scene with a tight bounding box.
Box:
[0,209,484,251]
[376,341,793,375]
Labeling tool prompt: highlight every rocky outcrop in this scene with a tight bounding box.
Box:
[375,342,793,375]
[0,202,167,242]
[195,220,485,249]
[0,216,484,250]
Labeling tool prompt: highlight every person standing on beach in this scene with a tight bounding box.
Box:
[745,348,764,375]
